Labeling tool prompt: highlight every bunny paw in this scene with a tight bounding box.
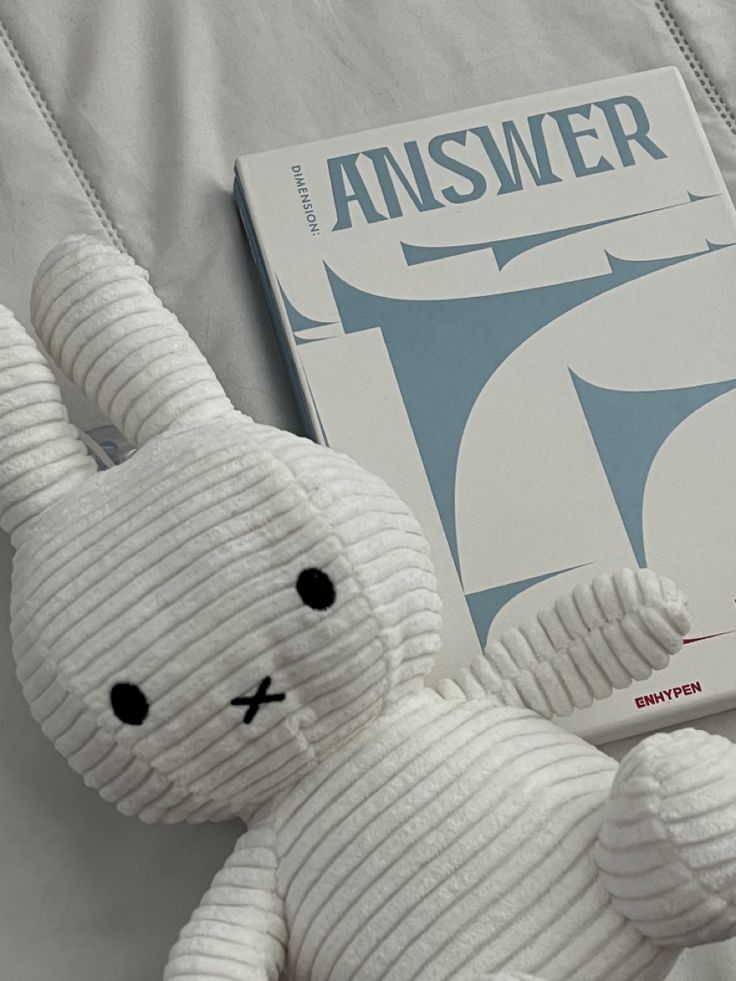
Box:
[596,727,736,946]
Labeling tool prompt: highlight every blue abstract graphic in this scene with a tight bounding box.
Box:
[466,565,588,649]
[282,204,733,645]
[279,284,334,334]
[401,192,716,270]
[571,372,736,567]
[324,245,720,575]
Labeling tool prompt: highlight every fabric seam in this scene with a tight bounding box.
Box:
[0,16,131,255]
[654,0,736,138]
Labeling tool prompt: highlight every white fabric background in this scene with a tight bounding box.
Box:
[0,1,735,978]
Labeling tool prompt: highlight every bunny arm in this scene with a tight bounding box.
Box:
[438,569,690,719]
[164,825,286,981]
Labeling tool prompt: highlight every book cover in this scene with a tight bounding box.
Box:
[234,67,736,743]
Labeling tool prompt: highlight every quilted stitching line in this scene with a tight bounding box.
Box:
[654,0,736,138]
[0,17,131,255]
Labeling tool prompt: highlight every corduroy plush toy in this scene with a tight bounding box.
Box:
[2,235,736,981]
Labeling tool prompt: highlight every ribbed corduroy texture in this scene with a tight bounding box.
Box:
[439,570,690,718]
[0,306,95,540]
[166,695,680,981]
[30,236,235,447]
[484,975,548,981]
[10,417,441,824]
[484,975,548,980]
[597,728,736,948]
[165,826,286,980]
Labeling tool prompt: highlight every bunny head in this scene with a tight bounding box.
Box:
[2,236,441,825]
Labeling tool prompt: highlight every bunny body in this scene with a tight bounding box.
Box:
[254,694,674,981]
[3,236,736,981]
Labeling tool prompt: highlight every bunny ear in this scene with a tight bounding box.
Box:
[30,236,236,448]
[0,307,96,541]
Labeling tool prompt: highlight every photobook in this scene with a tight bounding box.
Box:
[235,67,736,743]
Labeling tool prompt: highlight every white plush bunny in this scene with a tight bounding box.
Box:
[2,235,736,981]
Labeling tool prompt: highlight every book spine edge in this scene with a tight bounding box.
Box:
[233,167,324,442]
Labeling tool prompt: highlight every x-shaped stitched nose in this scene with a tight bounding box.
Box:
[231,676,286,724]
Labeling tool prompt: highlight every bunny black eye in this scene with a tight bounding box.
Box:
[110,683,149,725]
[296,568,336,610]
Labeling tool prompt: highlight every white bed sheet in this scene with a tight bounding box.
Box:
[1,1,735,977]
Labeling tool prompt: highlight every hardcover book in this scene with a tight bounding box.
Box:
[234,67,736,743]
